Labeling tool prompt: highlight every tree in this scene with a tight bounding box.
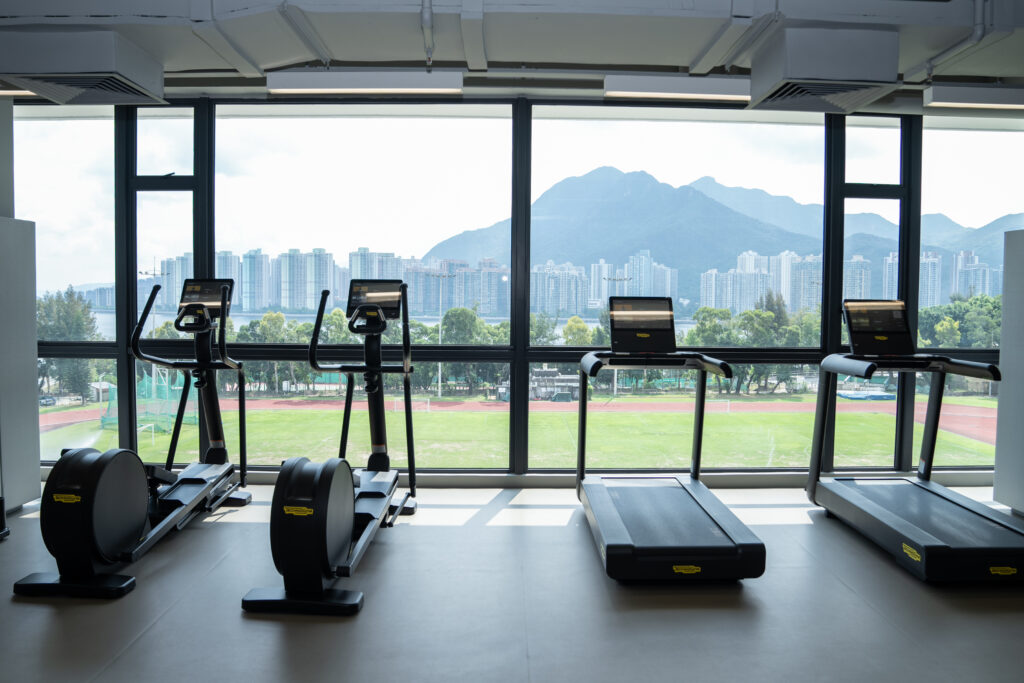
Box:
[934,316,961,348]
[562,316,593,346]
[530,313,559,345]
[683,307,736,347]
[149,321,184,339]
[442,308,488,394]
[37,287,101,400]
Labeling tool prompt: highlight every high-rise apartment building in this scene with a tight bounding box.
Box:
[306,248,335,311]
[215,251,242,309]
[242,249,270,312]
[589,259,614,308]
[919,251,942,308]
[882,252,899,300]
[843,255,871,300]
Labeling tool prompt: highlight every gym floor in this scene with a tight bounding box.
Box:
[2,486,1022,683]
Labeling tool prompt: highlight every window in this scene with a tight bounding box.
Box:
[533,363,820,469]
[137,107,193,176]
[38,358,117,460]
[214,104,512,343]
[912,373,997,468]
[220,362,510,469]
[845,117,901,185]
[15,106,115,341]
[531,106,825,348]
[918,116,1021,350]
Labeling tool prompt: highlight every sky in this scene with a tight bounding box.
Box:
[13,108,1024,295]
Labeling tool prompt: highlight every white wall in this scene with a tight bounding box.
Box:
[0,218,39,509]
[995,230,1024,514]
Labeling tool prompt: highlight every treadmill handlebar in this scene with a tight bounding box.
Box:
[581,350,732,378]
[821,353,999,381]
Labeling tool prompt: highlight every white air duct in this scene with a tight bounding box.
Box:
[0,31,165,105]
[749,26,899,114]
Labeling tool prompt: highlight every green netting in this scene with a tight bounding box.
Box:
[101,370,198,432]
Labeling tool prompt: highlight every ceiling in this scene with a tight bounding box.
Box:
[0,0,1022,112]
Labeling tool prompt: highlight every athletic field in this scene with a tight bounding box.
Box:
[39,393,997,469]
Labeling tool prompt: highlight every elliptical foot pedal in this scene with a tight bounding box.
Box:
[241,587,363,616]
[223,489,252,507]
[13,572,136,599]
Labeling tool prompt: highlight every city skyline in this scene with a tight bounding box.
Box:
[83,246,679,320]
[81,242,1005,323]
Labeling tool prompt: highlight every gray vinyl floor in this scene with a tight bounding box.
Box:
[2,486,1023,683]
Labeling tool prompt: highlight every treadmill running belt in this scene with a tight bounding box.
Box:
[839,479,1024,549]
[607,485,734,550]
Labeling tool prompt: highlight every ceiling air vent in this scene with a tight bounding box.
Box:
[0,31,165,105]
[749,26,898,114]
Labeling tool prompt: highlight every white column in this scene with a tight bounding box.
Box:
[995,230,1024,514]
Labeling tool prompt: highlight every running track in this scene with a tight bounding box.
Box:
[38,398,997,444]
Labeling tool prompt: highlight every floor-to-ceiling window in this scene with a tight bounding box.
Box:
[18,99,1007,475]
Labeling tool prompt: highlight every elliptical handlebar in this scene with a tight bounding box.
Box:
[131,284,241,371]
[309,290,338,372]
[348,304,388,336]
[309,287,413,375]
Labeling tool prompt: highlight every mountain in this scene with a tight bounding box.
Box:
[422,167,1018,309]
[688,176,824,240]
[425,167,820,305]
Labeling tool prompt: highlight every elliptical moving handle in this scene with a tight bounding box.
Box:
[215,284,241,370]
[130,285,177,368]
[400,283,412,374]
[309,289,340,372]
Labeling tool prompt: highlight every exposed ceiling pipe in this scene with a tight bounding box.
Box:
[903,0,989,82]
[421,0,434,71]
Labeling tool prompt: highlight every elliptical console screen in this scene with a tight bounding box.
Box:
[843,299,916,356]
[179,279,233,319]
[609,297,675,353]
[347,279,402,319]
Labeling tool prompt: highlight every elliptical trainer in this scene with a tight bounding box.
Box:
[242,279,417,616]
[14,279,250,599]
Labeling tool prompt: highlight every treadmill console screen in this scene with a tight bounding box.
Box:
[609,297,675,353]
[347,279,402,319]
[179,279,233,319]
[843,299,916,356]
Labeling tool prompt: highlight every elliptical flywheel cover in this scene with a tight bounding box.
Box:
[270,457,355,594]
[41,448,149,574]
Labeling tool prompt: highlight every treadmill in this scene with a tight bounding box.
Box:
[808,299,1024,582]
[576,297,766,581]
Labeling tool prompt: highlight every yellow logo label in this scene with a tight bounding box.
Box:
[52,493,82,504]
[283,506,314,517]
[673,565,702,575]
[902,543,921,562]
[636,332,650,338]
[990,566,1017,576]
[874,335,889,341]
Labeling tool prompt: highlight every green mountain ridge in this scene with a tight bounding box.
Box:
[423,167,1015,310]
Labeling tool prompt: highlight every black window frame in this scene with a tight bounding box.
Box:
[29,99,999,474]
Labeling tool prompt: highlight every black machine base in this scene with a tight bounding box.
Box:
[581,476,766,582]
[13,572,136,599]
[241,587,363,616]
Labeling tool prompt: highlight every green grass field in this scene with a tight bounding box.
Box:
[40,402,993,470]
